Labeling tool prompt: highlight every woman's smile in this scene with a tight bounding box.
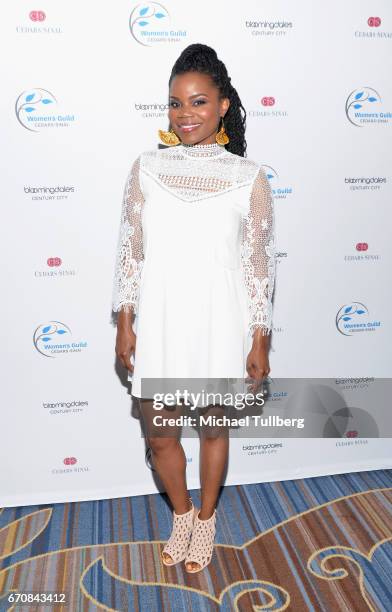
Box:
[178,123,202,133]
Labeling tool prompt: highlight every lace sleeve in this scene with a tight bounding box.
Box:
[112,155,145,315]
[241,166,276,336]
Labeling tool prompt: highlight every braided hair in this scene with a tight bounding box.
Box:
[168,44,247,157]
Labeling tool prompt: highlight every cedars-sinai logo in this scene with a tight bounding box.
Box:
[29,10,46,21]
[367,17,381,27]
[345,87,382,126]
[130,2,168,46]
[63,457,77,466]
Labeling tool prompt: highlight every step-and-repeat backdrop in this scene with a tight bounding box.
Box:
[2,1,391,506]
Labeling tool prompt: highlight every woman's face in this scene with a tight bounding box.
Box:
[168,72,230,145]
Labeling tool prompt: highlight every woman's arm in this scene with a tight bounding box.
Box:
[241,165,276,387]
[112,155,145,317]
[112,155,145,371]
[241,165,276,338]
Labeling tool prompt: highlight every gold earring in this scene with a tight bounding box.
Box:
[216,117,229,145]
[158,127,181,146]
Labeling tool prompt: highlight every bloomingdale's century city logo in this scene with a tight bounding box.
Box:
[129,2,187,46]
[15,88,76,132]
[245,19,293,37]
[335,302,381,336]
[33,321,88,357]
[345,87,392,126]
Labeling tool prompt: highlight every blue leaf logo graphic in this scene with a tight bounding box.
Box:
[344,306,352,314]
[42,325,52,333]
[353,104,362,109]
[25,93,35,102]
[357,309,366,314]
[139,7,148,16]
[57,329,67,334]
[41,99,53,105]
[25,107,35,113]
[155,12,165,18]
[266,173,274,179]
[42,337,51,342]
[368,97,377,102]
[355,92,364,100]
[139,20,148,26]
[342,316,352,321]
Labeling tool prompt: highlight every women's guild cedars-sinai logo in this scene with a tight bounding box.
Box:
[33,321,87,357]
[336,302,381,336]
[336,302,367,335]
[261,165,277,182]
[15,88,56,131]
[33,321,70,357]
[129,2,169,46]
[15,88,75,131]
[345,87,384,126]
[261,165,292,201]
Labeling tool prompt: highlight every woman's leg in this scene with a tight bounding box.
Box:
[185,403,229,572]
[199,404,229,518]
[139,398,192,564]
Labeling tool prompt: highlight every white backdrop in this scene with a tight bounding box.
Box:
[1,1,391,507]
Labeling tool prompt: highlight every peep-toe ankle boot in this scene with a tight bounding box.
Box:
[184,508,216,573]
[161,498,199,566]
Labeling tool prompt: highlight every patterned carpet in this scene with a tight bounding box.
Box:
[0,469,391,611]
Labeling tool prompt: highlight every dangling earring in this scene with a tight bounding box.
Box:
[216,117,229,145]
[158,127,181,146]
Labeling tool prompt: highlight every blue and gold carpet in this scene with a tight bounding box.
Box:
[1,469,391,611]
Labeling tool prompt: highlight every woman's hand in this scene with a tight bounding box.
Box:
[246,329,271,393]
[115,310,136,373]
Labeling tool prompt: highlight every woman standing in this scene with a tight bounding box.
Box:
[112,44,276,573]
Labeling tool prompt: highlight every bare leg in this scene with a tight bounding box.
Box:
[185,403,229,572]
[139,398,191,564]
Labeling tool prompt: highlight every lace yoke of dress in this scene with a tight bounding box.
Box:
[112,142,276,338]
[140,143,260,203]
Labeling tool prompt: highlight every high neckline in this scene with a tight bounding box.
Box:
[178,142,228,158]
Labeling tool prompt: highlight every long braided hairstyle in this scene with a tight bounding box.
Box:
[168,44,247,157]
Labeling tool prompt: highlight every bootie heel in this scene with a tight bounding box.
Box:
[184,509,216,573]
[161,498,198,566]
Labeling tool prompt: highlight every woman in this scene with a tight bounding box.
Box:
[112,43,276,573]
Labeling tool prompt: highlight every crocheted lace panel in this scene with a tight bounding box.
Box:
[112,143,276,336]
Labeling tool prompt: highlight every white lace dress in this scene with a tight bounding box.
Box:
[112,142,276,399]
